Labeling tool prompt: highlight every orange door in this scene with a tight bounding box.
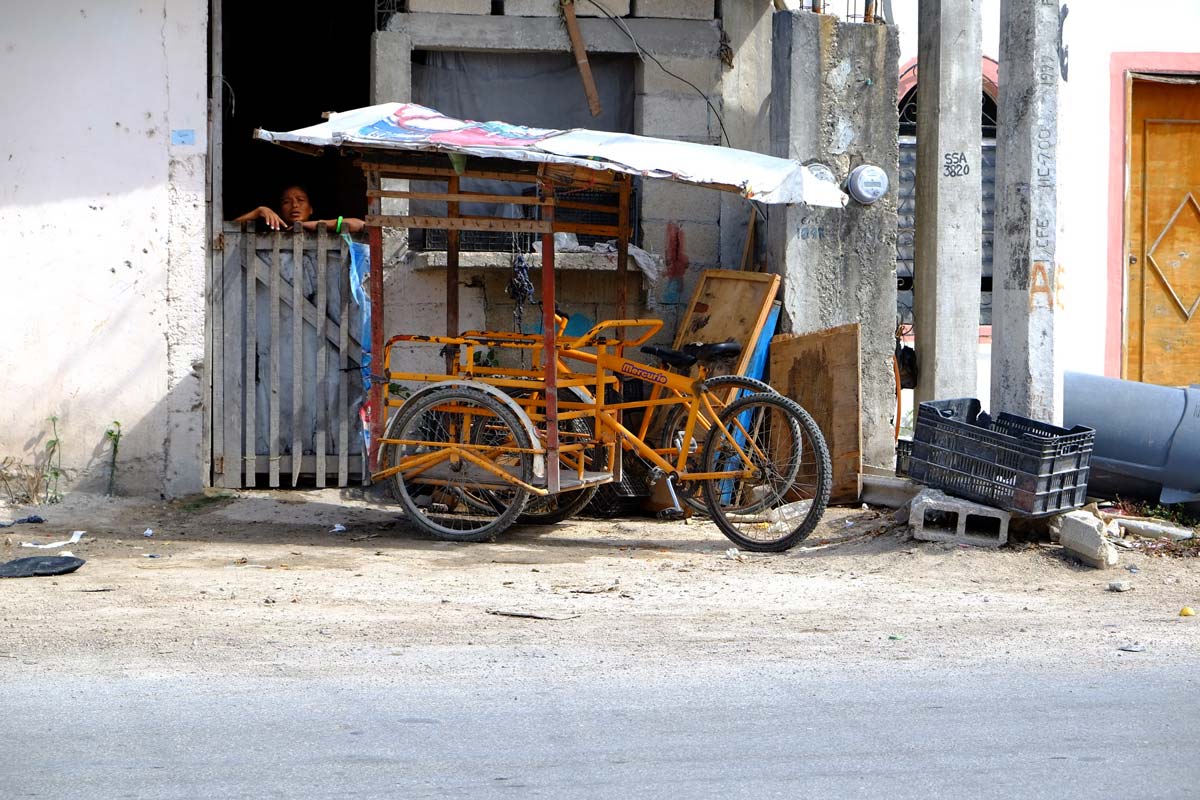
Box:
[1126,78,1200,385]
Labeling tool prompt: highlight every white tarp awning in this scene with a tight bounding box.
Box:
[255,103,847,207]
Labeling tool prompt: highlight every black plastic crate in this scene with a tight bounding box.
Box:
[908,398,1094,517]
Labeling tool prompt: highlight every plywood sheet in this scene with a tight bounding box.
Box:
[673,270,780,377]
[770,324,862,503]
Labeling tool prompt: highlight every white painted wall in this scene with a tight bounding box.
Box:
[0,0,209,497]
[893,0,1200,408]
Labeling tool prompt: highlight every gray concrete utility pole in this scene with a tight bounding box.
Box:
[768,10,899,468]
[914,0,983,404]
[991,0,1061,421]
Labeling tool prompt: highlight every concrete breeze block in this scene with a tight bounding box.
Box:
[639,179,722,224]
[640,220,720,266]
[910,488,1010,548]
[408,0,490,13]
[635,55,721,95]
[1059,510,1119,569]
[635,92,718,141]
[505,0,631,16]
[633,0,714,19]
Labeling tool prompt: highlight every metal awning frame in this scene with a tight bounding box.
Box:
[353,149,633,488]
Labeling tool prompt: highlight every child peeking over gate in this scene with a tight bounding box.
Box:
[232,184,365,235]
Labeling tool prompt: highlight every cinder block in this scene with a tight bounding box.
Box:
[635,92,719,141]
[506,0,631,16]
[639,180,722,224]
[632,0,714,19]
[639,220,721,266]
[910,489,1010,548]
[408,0,490,13]
[635,55,721,95]
[1059,510,1119,569]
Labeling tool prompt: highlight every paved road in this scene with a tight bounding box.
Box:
[2,663,1197,799]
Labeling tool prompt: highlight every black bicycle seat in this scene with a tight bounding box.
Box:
[681,341,742,363]
[640,345,697,369]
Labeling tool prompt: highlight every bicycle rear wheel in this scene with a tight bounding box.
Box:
[700,393,831,552]
[656,375,778,513]
[390,387,531,542]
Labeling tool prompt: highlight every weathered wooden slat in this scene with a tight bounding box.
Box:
[358,163,542,184]
[551,220,621,238]
[248,260,362,357]
[291,229,304,486]
[253,454,364,475]
[366,214,553,233]
[338,236,351,487]
[212,239,229,486]
[269,231,282,487]
[315,227,328,488]
[366,189,552,206]
[242,228,257,488]
[553,198,619,214]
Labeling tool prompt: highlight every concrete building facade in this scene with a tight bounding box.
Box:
[9,1,896,496]
[892,0,1200,415]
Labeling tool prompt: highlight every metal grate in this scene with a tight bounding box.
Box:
[415,228,536,253]
[522,185,640,248]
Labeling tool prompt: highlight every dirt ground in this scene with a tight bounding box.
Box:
[1,489,1197,681]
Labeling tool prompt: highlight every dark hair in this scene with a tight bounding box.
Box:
[279,184,311,204]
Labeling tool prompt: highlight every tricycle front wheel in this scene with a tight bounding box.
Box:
[387,386,532,543]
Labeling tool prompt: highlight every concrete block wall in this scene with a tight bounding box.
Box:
[632,0,714,19]
[506,0,632,16]
[408,0,490,14]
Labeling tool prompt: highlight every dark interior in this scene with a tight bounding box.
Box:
[219,3,375,225]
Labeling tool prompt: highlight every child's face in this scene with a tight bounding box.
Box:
[281,187,312,223]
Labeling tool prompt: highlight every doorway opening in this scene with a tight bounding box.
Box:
[218,3,376,224]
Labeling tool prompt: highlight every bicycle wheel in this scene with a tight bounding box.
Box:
[390,386,531,542]
[379,399,497,512]
[657,375,778,513]
[700,393,831,552]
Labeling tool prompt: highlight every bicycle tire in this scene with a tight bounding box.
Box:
[391,386,531,542]
[700,393,831,552]
[657,375,779,513]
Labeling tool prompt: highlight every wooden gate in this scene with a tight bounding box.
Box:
[210,224,366,488]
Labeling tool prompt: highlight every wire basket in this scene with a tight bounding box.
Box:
[908,398,1094,517]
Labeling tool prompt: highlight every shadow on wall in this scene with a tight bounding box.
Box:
[0,376,203,504]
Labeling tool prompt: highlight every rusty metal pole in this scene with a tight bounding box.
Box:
[366,168,385,477]
[445,174,460,375]
[540,179,560,495]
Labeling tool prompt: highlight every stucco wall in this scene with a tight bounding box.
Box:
[893,0,1200,385]
[0,0,209,497]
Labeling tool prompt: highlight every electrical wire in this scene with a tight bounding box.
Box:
[579,0,732,149]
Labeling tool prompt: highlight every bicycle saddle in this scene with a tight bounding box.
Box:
[641,341,742,369]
